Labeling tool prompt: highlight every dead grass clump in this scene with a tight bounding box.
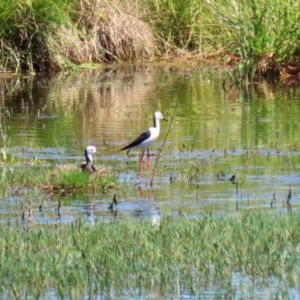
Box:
[50,0,155,68]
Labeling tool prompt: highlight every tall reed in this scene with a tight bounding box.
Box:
[140,0,208,51]
[206,0,300,83]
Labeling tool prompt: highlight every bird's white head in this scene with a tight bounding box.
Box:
[154,111,163,120]
[153,111,163,127]
[85,146,96,164]
[86,146,96,155]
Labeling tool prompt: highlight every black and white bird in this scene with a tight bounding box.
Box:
[121,111,164,172]
[81,146,97,173]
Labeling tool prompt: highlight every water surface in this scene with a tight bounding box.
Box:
[1,65,300,224]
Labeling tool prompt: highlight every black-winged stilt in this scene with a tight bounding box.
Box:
[121,111,163,172]
[81,146,96,173]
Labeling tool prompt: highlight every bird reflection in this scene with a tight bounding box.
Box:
[81,198,97,224]
[109,193,118,218]
[133,188,161,226]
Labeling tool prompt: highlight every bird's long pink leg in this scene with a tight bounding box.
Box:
[146,149,151,171]
[139,149,145,176]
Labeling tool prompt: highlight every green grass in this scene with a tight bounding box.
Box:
[49,168,115,194]
[0,163,115,196]
[0,212,299,298]
[205,0,300,83]
[0,0,77,72]
[143,0,300,83]
[0,0,154,72]
[142,0,207,51]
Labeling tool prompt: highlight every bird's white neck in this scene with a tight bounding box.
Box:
[85,151,93,164]
[153,115,161,129]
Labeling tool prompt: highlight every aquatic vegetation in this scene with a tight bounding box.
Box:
[0,164,115,196]
[47,168,115,194]
[0,212,300,298]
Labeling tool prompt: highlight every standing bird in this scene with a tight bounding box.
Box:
[121,111,164,173]
[81,146,97,173]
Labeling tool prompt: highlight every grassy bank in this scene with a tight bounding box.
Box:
[0,0,155,72]
[0,212,299,298]
[1,0,300,82]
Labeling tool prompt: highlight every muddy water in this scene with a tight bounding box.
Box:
[1,65,300,224]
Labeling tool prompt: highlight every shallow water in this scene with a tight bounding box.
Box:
[2,65,300,298]
[1,65,300,225]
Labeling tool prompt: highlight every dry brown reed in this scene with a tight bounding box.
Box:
[49,0,155,68]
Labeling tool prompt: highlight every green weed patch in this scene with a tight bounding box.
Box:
[0,212,299,298]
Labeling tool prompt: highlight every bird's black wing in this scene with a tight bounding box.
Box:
[120,130,151,151]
